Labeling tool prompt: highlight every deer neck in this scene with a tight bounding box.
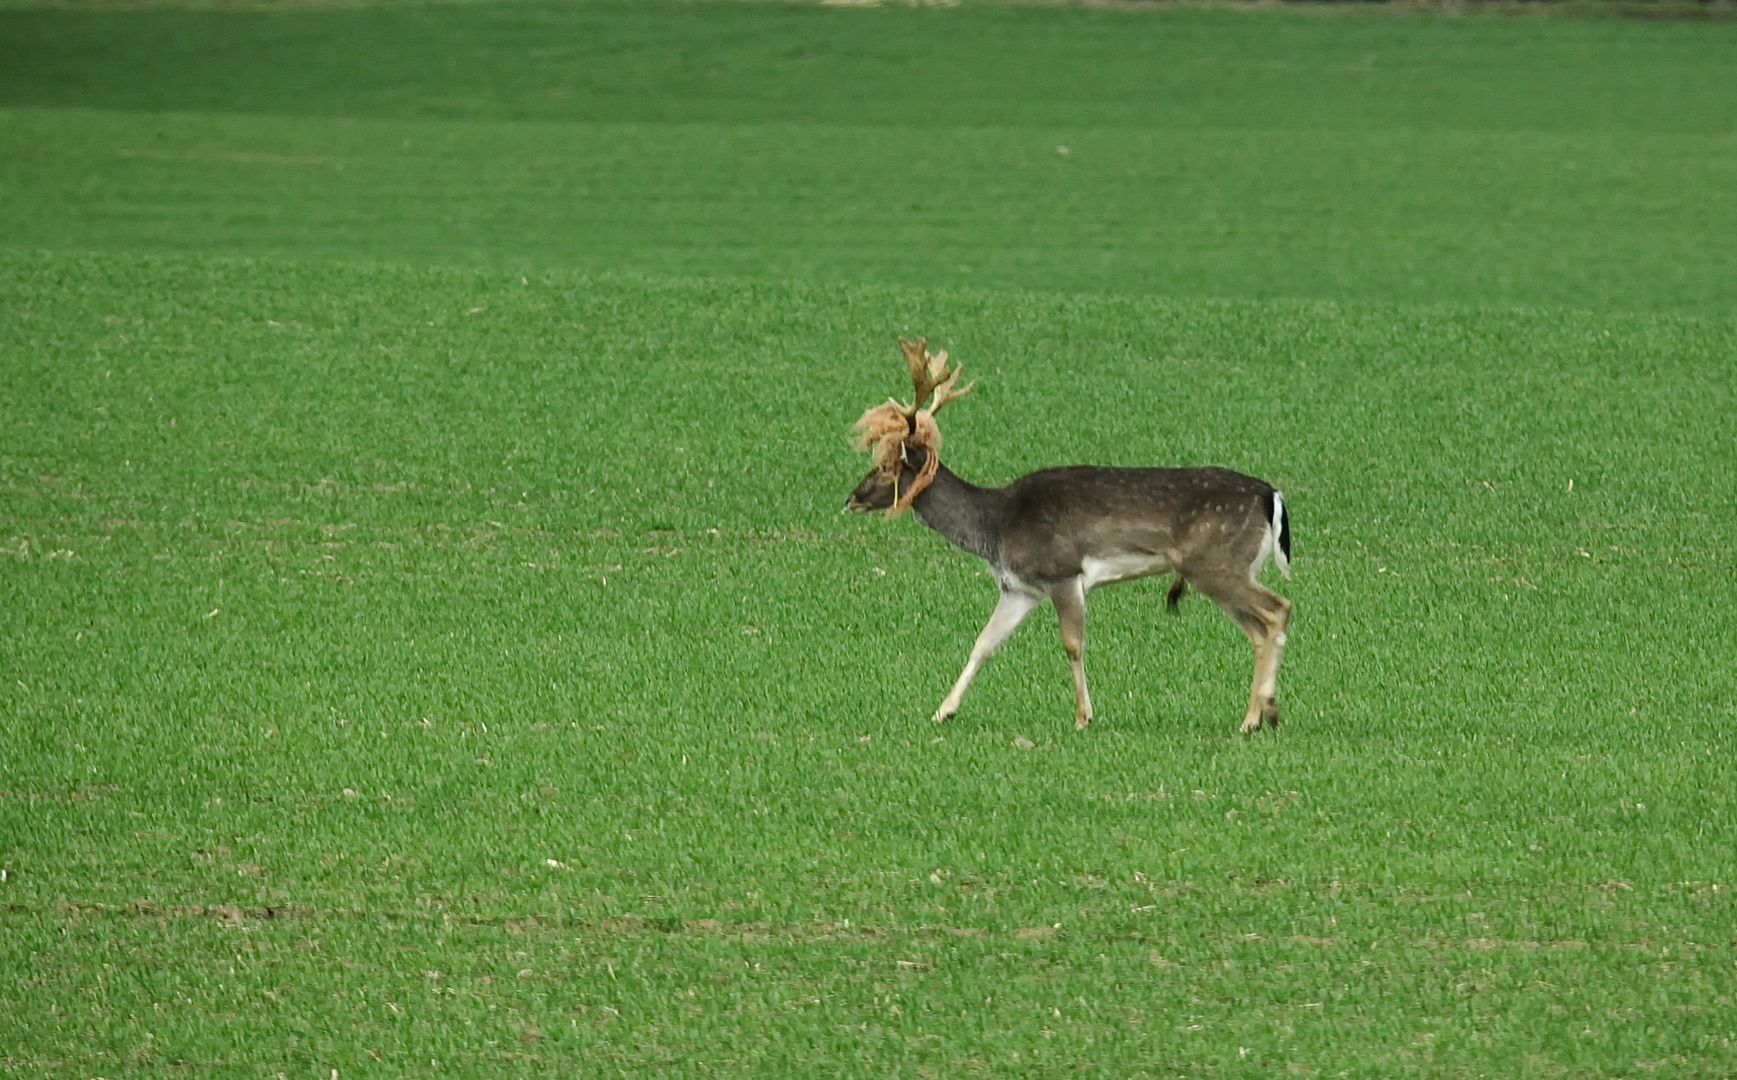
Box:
[910,460,1006,562]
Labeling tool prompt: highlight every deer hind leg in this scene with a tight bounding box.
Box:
[932,588,1042,724]
[1194,575,1291,734]
[1245,585,1291,732]
[1049,577,1093,730]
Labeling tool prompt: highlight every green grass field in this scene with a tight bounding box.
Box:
[4,2,1736,1077]
[5,1,1737,310]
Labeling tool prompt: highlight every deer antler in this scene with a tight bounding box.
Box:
[894,337,974,417]
[927,363,975,416]
[853,337,977,520]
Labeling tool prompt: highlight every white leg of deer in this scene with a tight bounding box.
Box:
[1050,577,1093,730]
[932,589,1042,723]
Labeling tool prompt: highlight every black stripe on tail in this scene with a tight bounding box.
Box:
[1265,489,1292,564]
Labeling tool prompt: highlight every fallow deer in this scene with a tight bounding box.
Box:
[847,338,1292,734]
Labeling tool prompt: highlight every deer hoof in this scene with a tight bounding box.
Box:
[1239,714,1263,734]
[1074,713,1091,731]
[931,708,954,724]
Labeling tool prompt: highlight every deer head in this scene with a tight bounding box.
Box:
[847,337,974,518]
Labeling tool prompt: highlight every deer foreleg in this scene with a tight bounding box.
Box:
[932,589,1041,723]
[1050,577,1093,730]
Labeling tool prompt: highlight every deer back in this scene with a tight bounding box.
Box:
[995,466,1276,585]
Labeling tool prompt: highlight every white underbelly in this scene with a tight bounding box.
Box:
[1081,552,1172,591]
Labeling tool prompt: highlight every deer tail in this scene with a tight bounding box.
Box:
[1267,490,1292,580]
